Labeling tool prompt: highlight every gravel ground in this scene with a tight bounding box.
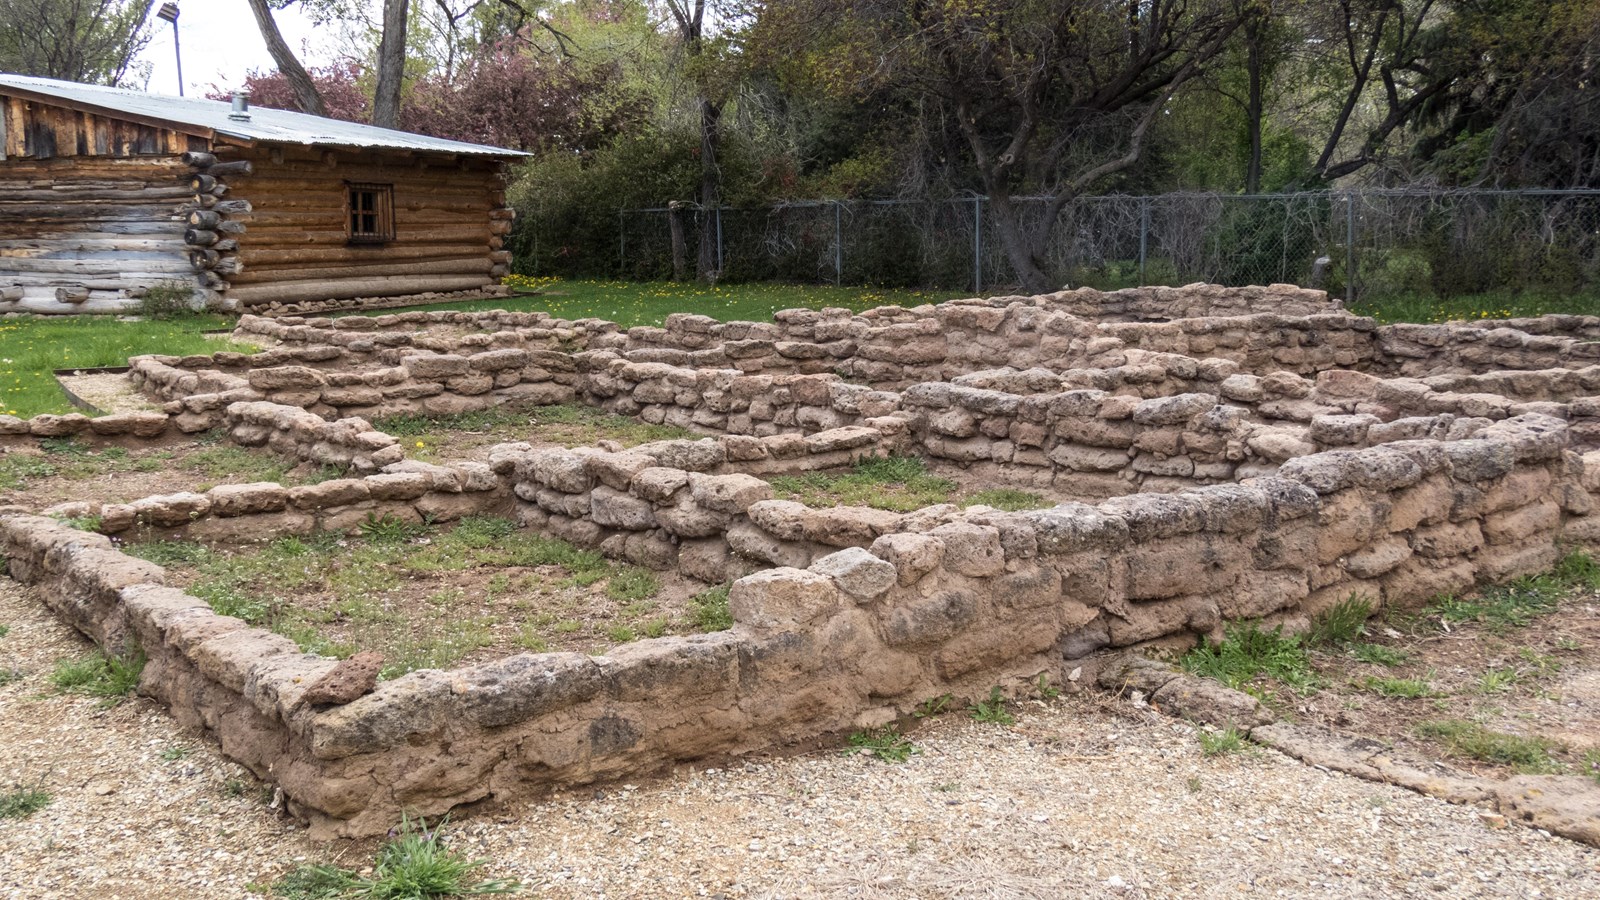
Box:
[4,577,1599,899]
[53,372,160,415]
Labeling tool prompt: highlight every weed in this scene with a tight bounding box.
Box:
[223,778,249,798]
[914,694,953,719]
[358,513,428,544]
[54,514,102,532]
[770,456,959,513]
[1352,643,1409,667]
[0,623,8,638]
[136,281,199,319]
[1035,673,1060,700]
[688,584,732,632]
[128,540,213,567]
[1360,676,1437,698]
[1181,622,1317,694]
[1555,636,1583,652]
[1197,727,1248,757]
[1553,550,1600,591]
[1517,647,1563,677]
[1415,720,1562,773]
[1429,574,1564,632]
[268,863,357,899]
[0,667,21,686]
[38,436,87,456]
[514,628,549,653]
[0,783,51,820]
[641,617,670,639]
[49,649,144,703]
[1476,668,1521,694]
[847,725,917,763]
[1306,595,1373,647]
[0,454,58,489]
[605,625,637,643]
[160,745,194,762]
[1186,775,1204,793]
[968,687,1015,725]
[964,489,1050,511]
[1584,749,1600,787]
[604,567,659,603]
[353,815,516,898]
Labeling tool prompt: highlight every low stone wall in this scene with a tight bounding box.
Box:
[0,409,181,447]
[4,413,1595,839]
[40,459,504,542]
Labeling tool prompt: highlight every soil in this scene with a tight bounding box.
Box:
[149,525,719,676]
[390,403,699,465]
[54,372,161,415]
[0,438,325,512]
[1288,589,1600,782]
[5,575,1600,899]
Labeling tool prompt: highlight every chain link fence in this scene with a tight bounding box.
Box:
[523,189,1600,301]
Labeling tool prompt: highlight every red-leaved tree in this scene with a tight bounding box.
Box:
[207,62,371,123]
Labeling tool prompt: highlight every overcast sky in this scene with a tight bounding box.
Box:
[137,1,346,97]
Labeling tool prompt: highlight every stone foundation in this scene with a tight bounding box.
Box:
[3,282,1598,838]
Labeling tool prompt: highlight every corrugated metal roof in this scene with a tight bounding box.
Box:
[0,73,528,157]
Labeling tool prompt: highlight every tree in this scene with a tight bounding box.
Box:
[244,0,328,115]
[763,0,1245,293]
[0,0,153,85]
[371,0,409,127]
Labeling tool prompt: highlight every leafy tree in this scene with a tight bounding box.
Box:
[761,0,1247,293]
[0,0,153,85]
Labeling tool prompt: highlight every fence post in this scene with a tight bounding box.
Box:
[618,209,625,276]
[715,206,724,275]
[973,196,983,294]
[834,201,843,286]
[1345,192,1356,305]
[1138,197,1150,283]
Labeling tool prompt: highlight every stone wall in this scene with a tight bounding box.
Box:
[4,412,1596,838]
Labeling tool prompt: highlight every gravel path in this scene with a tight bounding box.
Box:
[3,577,1599,899]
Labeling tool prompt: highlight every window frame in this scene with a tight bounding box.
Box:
[345,182,396,245]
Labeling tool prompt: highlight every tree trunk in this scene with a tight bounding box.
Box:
[696,98,722,282]
[1244,17,1264,194]
[667,201,688,282]
[372,0,410,129]
[988,192,1054,294]
[244,0,327,117]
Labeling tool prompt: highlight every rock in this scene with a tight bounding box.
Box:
[809,547,897,600]
[689,473,771,514]
[299,651,386,708]
[728,568,841,631]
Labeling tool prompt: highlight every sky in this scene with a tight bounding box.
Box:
[136,1,348,98]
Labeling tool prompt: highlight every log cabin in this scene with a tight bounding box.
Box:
[0,73,526,314]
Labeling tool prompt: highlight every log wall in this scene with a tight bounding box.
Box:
[0,156,197,313]
[218,146,509,309]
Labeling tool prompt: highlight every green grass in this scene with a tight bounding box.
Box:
[847,725,918,763]
[1359,675,1438,698]
[370,277,973,328]
[688,584,732,632]
[49,649,144,703]
[0,784,51,820]
[770,456,958,513]
[1429,573,1566,632]
[1197,726,1249,757]
[1181,622,1317,694]
[1414,720,1563,773]
[1352,643,1409,667]
[1348,288,1600,325]
[1305,595,1373,647]
[266,816,514,899]
[129,518,672,677]
[967,686,1015,725]
[0,313,253,418]
[0,623,8,638]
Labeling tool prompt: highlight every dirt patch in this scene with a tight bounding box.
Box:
[135,517,725,678]
[766,455,1060,513]
[375,403,699,464]
[54,372,160,415]
[0,437,334,512]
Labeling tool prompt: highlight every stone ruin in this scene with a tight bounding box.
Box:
[2,282,1598,837]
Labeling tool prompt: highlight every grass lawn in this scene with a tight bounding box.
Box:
[361,275,980,328]
[0,314,249,419]
[0,279,1592,419]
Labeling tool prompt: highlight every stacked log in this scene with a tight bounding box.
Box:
[0,156,197,313]
[180,150,251,299]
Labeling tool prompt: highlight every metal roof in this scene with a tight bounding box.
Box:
[0,73,528,157]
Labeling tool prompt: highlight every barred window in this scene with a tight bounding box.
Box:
[347,183,394,243]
